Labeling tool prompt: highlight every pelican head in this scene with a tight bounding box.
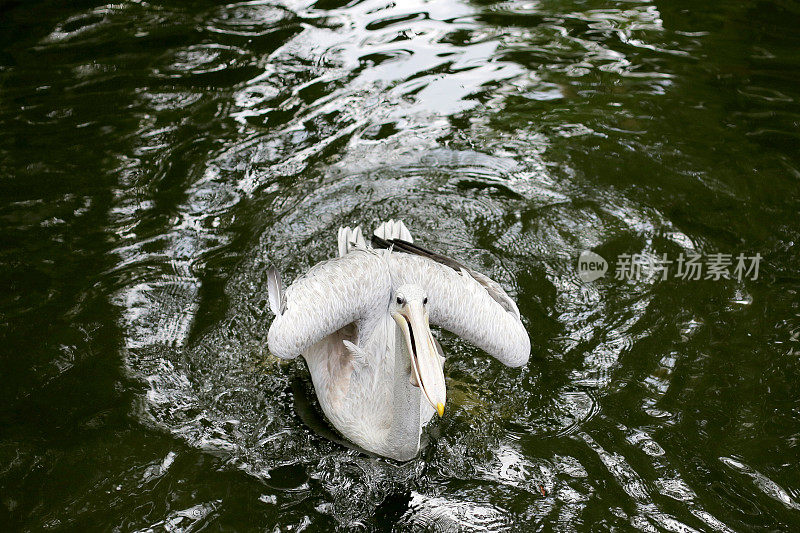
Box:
[391,284,446,417]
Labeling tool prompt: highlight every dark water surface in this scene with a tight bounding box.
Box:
[2,0,800,530]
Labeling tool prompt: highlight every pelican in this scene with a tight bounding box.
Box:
[267,220,530,461]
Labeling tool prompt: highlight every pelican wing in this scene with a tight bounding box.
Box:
[268,250,391,359]
[373,236,520,318]
[388,253,530,367]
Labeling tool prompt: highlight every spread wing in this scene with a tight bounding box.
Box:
[374,236,520,318]
[386,251,530,367]
[267,250,391,359]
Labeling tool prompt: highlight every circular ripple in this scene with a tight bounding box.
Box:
[233,83,281,108]
[187,183,241,216]
[206,2,294,36]
[157,44,247,77]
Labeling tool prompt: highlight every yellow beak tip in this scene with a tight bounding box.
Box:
[437,403,445,417]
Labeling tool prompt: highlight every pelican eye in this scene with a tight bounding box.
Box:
[423,297,428,305]
[396,296,405,305]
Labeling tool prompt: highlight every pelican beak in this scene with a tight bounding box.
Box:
[393,301,446,417]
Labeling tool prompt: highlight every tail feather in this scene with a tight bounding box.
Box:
[267,267,286,316]
[373,219,413,243]
[337,225,366,257]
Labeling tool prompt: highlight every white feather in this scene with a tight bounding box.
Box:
[267,224,529,459]
[266,267,285,316]
[374,219,414,242]
[338,225,367,256]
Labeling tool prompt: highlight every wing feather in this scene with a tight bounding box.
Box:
[267,250,391,359]
[388,253,530,367]
[373,237,520,318]
[267,267,286,315]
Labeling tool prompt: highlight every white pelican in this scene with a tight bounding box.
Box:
[267,220,530,461]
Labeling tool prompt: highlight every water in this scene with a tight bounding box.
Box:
[1,0,799,530]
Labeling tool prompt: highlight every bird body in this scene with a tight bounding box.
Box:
[267,221,530,460]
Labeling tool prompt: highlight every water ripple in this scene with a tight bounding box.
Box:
[156,44,249,77]
[4,0,791,529]
[206,2,296,36]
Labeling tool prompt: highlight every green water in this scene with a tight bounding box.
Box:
[1,0,799,529]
